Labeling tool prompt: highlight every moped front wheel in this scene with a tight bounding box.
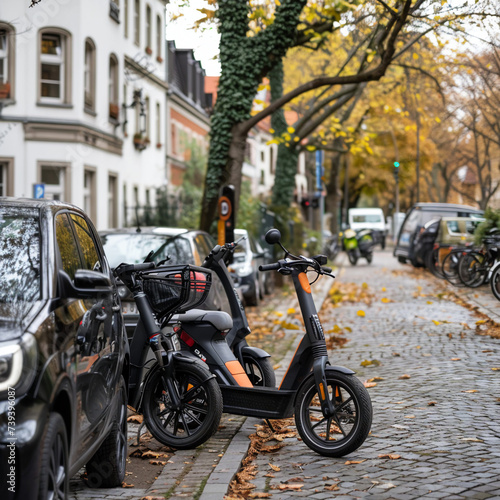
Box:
[347,251,358,266]
[242,354,276,387]
[294,370,372,457]
[142,360,223,449]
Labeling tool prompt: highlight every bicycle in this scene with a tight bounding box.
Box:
[114,261,223,449]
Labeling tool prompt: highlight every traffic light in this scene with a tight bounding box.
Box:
[301,197,311,208]
[311,195,320,209]
[394,161,400,168]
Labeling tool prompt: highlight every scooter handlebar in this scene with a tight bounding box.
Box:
[259,263,281,272]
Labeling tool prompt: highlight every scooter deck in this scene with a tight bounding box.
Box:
[220,385,295,419]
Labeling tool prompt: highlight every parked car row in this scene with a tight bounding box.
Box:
[0,196,272,500]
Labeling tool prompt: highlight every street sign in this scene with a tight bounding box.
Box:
[217,185,235,247]
[33,183,45,199]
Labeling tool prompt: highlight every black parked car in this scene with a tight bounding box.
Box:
[394,203,483,266]
[0,198,128,500]
[100,227,230,337]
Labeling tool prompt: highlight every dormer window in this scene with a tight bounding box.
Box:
[110,0,120,23]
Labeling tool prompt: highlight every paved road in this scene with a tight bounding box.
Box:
[244,250,500,499]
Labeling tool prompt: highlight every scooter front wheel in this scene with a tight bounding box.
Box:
[294,370,372,457]
[347,251,358,266]
[142,360,223,449]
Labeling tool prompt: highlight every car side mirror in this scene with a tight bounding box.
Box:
[58,269,113,299]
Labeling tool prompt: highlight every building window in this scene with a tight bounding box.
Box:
[146,5,152,53]
[39,29,71,105]
[39,163,70,202]
[156,15,162,60]
[0,24,15,100]
[110,0,120,23]
[134,0,140,46]
[0,159,14,196]
[83,168,96,222]
[108,175,118,228]
[84,38,96,112]
[109,54,119,121]
[156,102,161,146]
[145,96,150,140]
[124,0,129,38]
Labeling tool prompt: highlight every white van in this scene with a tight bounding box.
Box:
[348,208,387,248]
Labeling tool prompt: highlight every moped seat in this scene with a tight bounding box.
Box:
[172,309,233,331]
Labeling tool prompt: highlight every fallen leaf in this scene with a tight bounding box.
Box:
[377,483,396,489]
[268,464,280,472]
[426,301,433,304]
[345,459,366,465]
[249,493,271,499]
[357,310,366,317]
[381,287,387,292]
[492,368,500,371]
[378,454,401,459]
[391,424,409,430]
[325,484,340,491]
[392,352,400,356]
[462,438,483,442]
[149,460,166,465]
[367,377,384,382]
[360,359,381,367]
[264,473,275,478]
[127,414,143,424]
[141,451,164,459]
[428,401,437,406]
[483,350,493,353]
[451,358,461,361]
[476,320,487,325]
[121,482,134,488]
[399,374,411,379]
[463,390,478,393]
[287,308,296,315]
[278,483,303,491]
[364,382,377,388]
[381,297,393,303]
[404,415,415,419]
[432,320,441,326]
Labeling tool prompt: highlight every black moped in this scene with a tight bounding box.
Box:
[171,229,373,457]
[114,261,223,449]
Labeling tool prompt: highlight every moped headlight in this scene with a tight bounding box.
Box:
[0,333,38,396]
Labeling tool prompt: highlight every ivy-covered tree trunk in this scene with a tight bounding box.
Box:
[270,60,300,208]
[199,0,308,232]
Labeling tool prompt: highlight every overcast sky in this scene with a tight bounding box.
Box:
[166,0,221,76]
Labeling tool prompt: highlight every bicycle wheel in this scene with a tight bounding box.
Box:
[242,354,276,387]
[490,265,500,301]
[142,359,223,449]
[294,370,372,457]
[425,247,444,279]
[442,250,466,287]
[458,252,487,288]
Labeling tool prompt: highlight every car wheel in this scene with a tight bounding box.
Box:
[86,376,127,488]
[245,276,260,307]
[38,412,69,500]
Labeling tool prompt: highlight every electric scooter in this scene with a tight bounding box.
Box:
[171,229,373,457]
[114,261,223,449]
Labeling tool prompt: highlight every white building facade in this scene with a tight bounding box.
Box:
[0,0,168,229]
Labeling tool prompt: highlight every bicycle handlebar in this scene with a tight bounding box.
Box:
[114,261,156,278]
[259,263,281,272]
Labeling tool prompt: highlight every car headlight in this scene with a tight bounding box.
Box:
[0,333,38,395]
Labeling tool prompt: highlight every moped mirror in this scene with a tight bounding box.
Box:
[265,228,281,245]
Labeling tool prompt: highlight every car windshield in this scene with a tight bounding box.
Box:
[101,233,172,268]
[0,207,41,307]
[352,215,382,223]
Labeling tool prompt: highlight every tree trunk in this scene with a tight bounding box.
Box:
[325,153,342,235]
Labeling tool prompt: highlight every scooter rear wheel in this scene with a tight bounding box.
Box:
[142,360,223,449]
[242,355,276,387]
[294,370,372,457]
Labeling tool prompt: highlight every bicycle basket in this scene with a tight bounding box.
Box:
[139,265,212,318]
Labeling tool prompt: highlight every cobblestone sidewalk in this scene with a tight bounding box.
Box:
[239,250,500,499]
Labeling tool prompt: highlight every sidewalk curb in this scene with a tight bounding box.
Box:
[199,269,339,500]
